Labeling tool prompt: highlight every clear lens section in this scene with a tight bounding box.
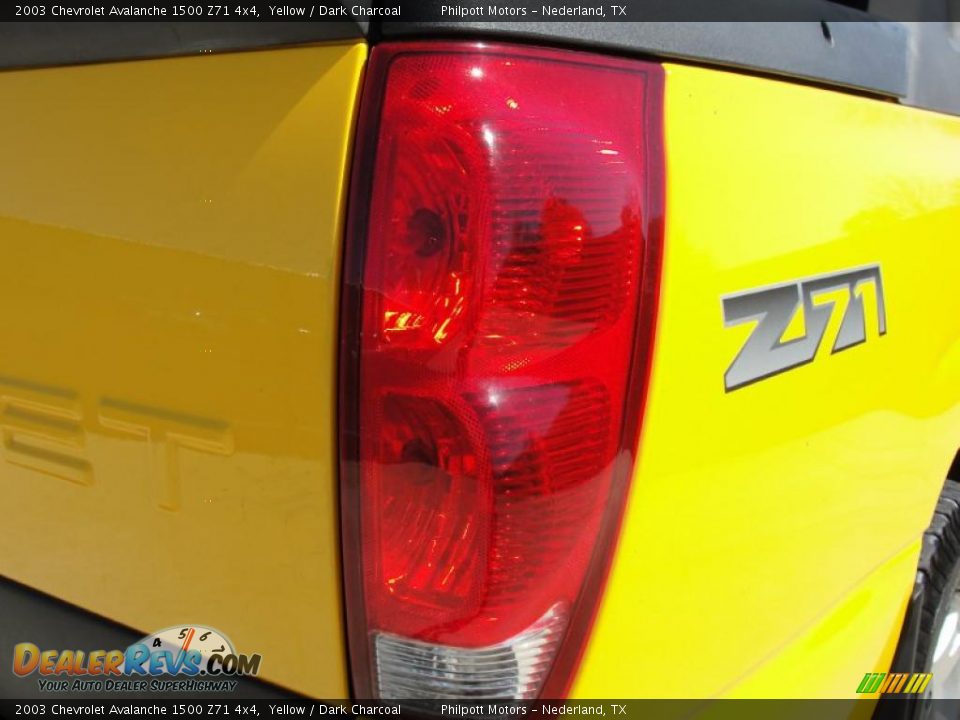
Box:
[374,605,567,699]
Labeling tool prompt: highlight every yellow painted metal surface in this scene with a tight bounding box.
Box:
[572,64,960,698]
[0,42,367,697]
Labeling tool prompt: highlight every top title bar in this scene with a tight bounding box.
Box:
[2,0,952,22]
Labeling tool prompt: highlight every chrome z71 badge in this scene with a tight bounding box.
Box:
[722,265,886,391]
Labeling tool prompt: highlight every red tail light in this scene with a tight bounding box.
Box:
[340,41,663,699]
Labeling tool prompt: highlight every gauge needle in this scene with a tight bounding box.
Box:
[177,627,196,665]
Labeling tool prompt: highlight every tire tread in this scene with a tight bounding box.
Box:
[915,479,960,669]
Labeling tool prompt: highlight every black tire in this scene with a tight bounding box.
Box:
[874,480,960,720]
[915,479,960,679]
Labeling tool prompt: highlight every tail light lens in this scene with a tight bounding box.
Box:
[340,42,664,699]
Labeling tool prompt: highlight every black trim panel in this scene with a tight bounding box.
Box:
[0,19,910,102]
[0,18,908,101]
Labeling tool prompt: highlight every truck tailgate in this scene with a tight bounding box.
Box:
[0,41,366,697]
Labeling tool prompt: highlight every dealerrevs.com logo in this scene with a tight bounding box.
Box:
[12,625,262,693]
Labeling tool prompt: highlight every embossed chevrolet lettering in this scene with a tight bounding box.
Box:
[0,376,91,487]
[0,375,232,510]
[722,265,886,391]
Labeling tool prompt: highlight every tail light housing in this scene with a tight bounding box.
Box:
[340,41,664,699]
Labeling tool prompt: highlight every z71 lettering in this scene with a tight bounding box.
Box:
[722,265,886,391]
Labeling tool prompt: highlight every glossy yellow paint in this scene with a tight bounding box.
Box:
[0,42,366,697]
[572,64,960,698]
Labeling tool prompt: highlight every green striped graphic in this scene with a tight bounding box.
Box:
[857,673,886,693]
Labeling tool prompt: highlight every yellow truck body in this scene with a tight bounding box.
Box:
[1,34,959,701]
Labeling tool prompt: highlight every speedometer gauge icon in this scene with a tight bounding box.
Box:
[129,625,235,674]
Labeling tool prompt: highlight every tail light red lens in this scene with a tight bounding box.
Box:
[340,41,664,699]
